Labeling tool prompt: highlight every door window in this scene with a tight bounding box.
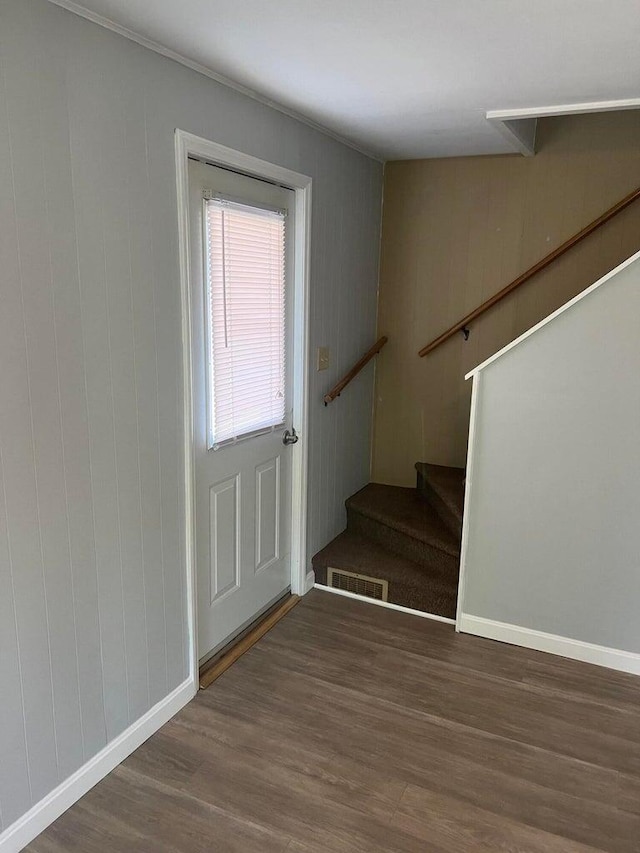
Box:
[203,197,287,449]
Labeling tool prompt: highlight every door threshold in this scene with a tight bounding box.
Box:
[199,594,300,689]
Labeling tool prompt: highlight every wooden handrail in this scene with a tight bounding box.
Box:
[418,184,640,357]
[324,336,388,404]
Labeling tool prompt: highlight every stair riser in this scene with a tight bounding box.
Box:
[312,549,457,619]
[416,474,463,539]
[383,580,456,618]
[347,508,458,579]
[313,563,328,585]
[314,574,455,619]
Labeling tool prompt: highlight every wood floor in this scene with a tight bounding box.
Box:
[27,589,640,852]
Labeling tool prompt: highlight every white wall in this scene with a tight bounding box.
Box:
[0,0,382,838]
[459,251,640,669]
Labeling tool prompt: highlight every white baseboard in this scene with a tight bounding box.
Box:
[314,583,456,625]
[0,677,197,853]
[459,614,640,676]
[304,570,316,593]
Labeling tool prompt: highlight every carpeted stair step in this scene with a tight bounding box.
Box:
[345,483,460,571]
[415,462,465,539]
[312,531,457,619]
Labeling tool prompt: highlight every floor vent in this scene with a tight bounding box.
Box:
[327,567,389,601]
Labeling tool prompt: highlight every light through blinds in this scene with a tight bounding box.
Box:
[204,197,286,448]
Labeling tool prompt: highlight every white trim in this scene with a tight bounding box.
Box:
[175,131,199,687]
[458,614,640,677]
[486,99,640,122]
[485,98,640,157]
[304,570,316,593]
[0,678,195,853]
[486,99,640,157]
[314,583,456,625]
[454,371,481,631]
[44,0,382,163]
[175,130,312,680]
[289,176,312,597]
[465,249,640,379]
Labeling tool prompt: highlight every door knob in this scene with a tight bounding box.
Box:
[282,428,299,446]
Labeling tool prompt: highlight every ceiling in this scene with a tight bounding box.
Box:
[52,0,640,160]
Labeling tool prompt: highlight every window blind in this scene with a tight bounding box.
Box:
[204,197,287,448]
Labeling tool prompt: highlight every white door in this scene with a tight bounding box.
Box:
[189,158,296,663]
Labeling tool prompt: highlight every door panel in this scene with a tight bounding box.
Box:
[208,476,239,603]
[255,456,280,573]
[189,158,295,662]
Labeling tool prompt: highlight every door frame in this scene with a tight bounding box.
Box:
[175,129,312,682]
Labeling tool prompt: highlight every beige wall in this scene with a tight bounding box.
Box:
[372,111,640,485]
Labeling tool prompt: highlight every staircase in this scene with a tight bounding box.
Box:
[312,463,464,618]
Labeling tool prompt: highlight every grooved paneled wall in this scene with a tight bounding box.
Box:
[0,0,382,834]
[461,252,640,656]
[372,112,640,484]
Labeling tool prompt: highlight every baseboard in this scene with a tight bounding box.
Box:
[0,677,197,853]
[459,614,640,676]
[304,570,316,593]
[314,583,456,625]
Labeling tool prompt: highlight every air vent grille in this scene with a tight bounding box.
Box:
[327,567,388,601]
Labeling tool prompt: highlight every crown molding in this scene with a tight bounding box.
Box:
[45,0,384,162]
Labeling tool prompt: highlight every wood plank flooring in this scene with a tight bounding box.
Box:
[199,594,300,689]
[27,589,640,852]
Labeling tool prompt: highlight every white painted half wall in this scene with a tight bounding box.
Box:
[0,0,382,845]
[458,251,640,674]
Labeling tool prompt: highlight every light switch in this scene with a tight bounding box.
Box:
[317,346,330,371]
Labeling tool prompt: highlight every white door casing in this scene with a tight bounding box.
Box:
[176,131,312,678]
